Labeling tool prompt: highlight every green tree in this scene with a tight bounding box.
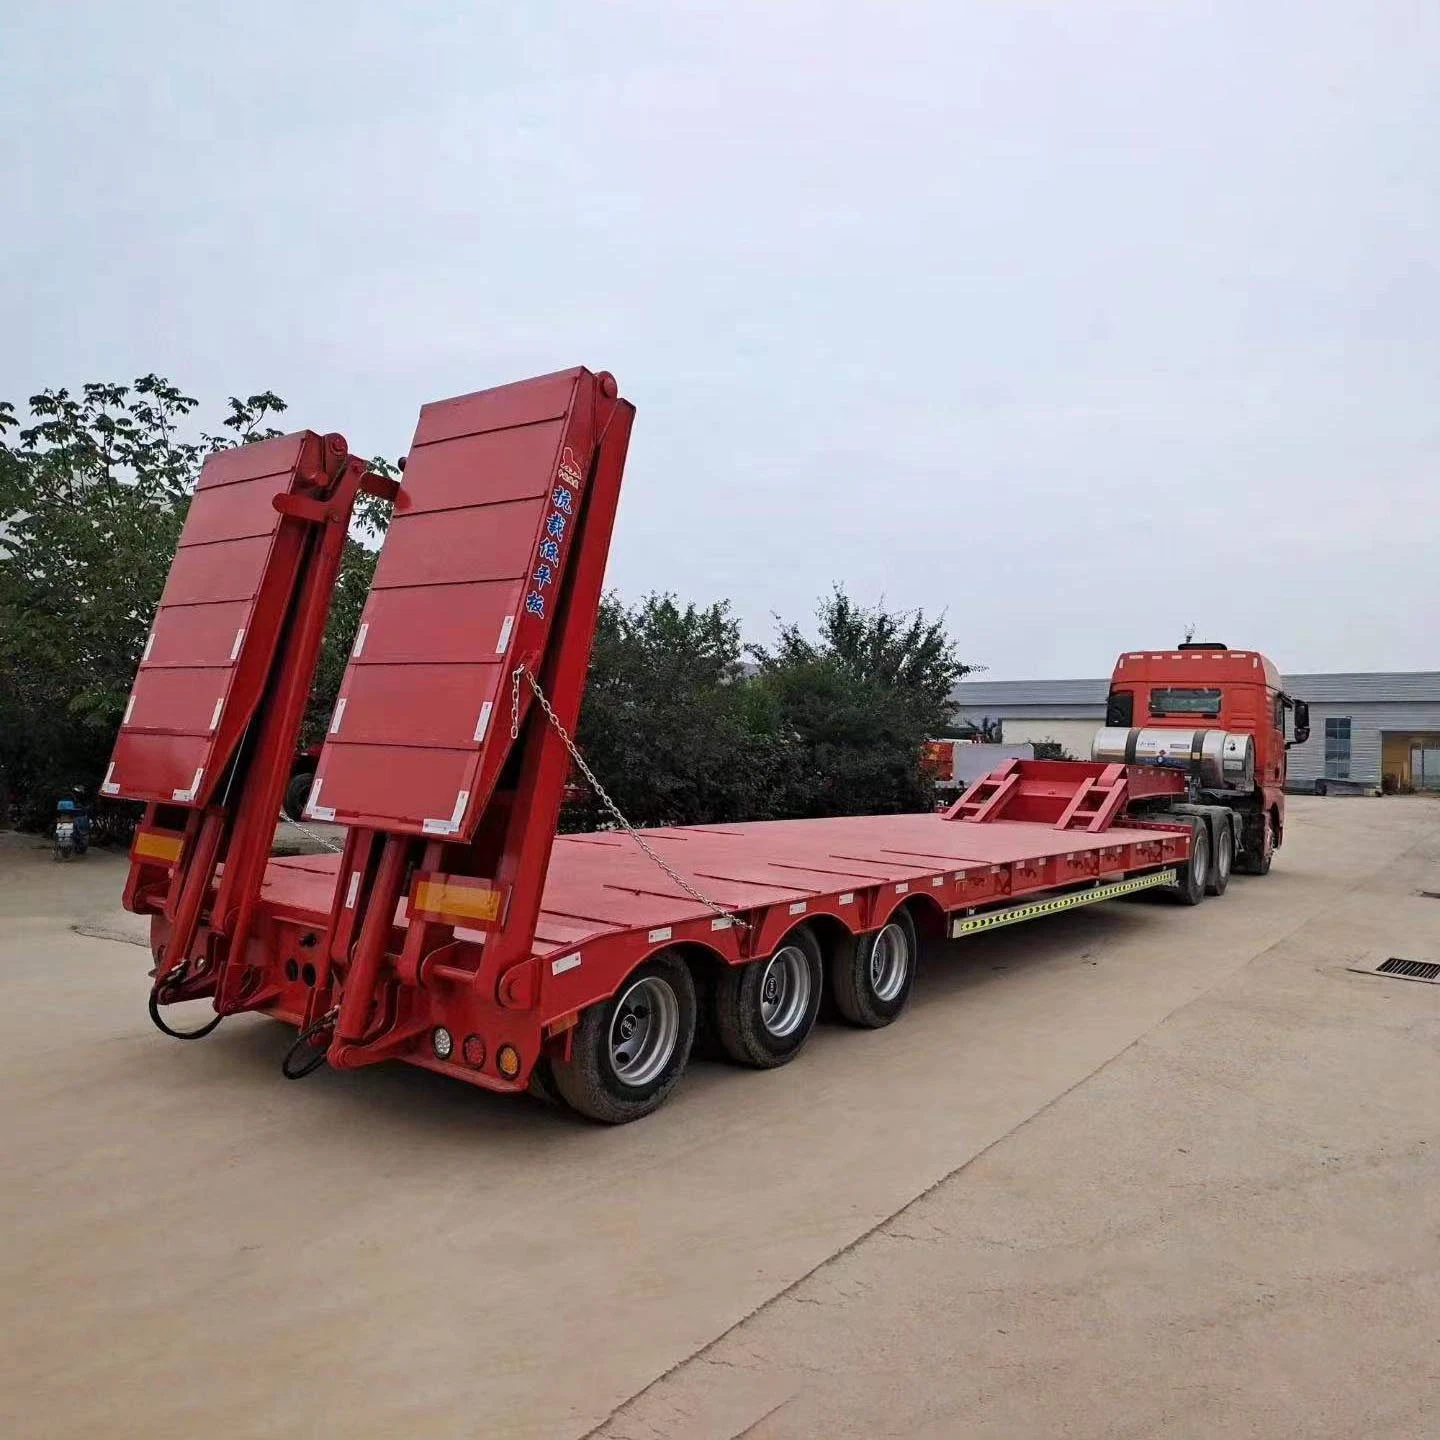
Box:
[0,378,387,827]
[748,589,969,817]
[572,592,777,829]
[0,379,288,824]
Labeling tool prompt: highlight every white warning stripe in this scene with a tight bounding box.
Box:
[123,695,135,726]
[306,778,336,822]
[473,701,493,744]
[230,628,246,661]
[100,762,120,796]
[172,767,204,803]
[141,632,155,662]
[495,616,514,654]
[422,789,471,836]
[351,622,368,658]
[552,952,582,976]
[329,698,347,735]
[209,697,223,732]
[345,870,362,909]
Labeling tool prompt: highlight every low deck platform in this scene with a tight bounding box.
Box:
[262,811,1188,967]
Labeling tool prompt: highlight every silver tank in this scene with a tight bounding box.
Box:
[1091,726,1255,790]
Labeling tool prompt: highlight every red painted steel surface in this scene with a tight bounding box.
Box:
[309,368,606,837]
[261,809,1183,970]
[104,433,339,806]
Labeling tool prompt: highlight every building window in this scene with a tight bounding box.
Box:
[1149,687,1222,718]
[1324,717,1351,779]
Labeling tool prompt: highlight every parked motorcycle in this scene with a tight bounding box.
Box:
[53,791,91,861]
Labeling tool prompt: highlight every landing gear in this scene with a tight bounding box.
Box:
[551,952,697,1124]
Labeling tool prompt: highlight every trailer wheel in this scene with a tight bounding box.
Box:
[830,908,917,1028]
[285,771,315,821]
[1173,821,1210,906]
[714,926,823,1068]
[551,952,696,1124]
[1205,818,1233,897]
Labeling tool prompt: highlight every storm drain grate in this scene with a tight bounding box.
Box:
[1376,957,1440,983]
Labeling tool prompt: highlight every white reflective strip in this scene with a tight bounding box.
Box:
[230,628,245,661]
[495,615,514,654]
[141,632,155,662]
[123,695,135,725]
[422,789,471,836]
[453,927,490,944]
[711,917,733,931]
[788,901,806,915]
[329,698,347,735]
[345,871,361,909]
[100,762,120,796]
[306,778,335,822]
[351,623,368,658]
[839,892,854,904]
[931,875,944,887]
[952,872,965,882]
[473,701,492,743]
[172,767,204,803]
[209,698,223,732]
[552,952,582,976]
[648,926,672,943]
[895,882,909,894]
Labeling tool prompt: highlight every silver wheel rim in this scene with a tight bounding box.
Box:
[608,976,680,1087]
[759,945,812,1037]
[1218,830,1232,878]
[869,923,910,1002]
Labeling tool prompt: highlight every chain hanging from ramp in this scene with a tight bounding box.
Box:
[509,665,748,932]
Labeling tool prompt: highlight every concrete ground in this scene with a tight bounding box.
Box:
[1,797,1438,1439]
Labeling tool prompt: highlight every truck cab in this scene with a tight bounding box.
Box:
[1101,642,1309,873]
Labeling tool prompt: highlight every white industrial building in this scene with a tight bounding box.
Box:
[951,672,1440,793]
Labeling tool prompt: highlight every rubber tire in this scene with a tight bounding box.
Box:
[551,952,697,1124]
[526,1056,565,1108]
[1238,813,1275,875]
[830,908,918,1029]
[714,926,823,1068]
[1205,818,1233,896]
[1173,820,1210,906]
[285,771,315,821]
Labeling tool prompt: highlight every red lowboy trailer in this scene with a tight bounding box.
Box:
[106,367,1287,1123]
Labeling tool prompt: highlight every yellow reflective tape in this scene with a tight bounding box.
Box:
[950,869,1177,938]
[414,879,503,923]
[134,830,183,864]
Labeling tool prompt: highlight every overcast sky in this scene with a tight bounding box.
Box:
[3,2,1436,678]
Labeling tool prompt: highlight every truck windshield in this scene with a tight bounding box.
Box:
[1149,687,1222,717]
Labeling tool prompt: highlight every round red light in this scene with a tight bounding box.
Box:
[462,1034,486,1068]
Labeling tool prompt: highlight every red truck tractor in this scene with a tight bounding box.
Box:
[104,367,1309,1124]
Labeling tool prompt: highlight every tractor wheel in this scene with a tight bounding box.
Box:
[1173,820,1210,906]
[1205,817,1233,896]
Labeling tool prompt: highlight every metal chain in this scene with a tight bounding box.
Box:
[510,665,748,931]
[278,808,344,854]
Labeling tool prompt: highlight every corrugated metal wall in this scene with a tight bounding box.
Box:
[1286,704,1440,788]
